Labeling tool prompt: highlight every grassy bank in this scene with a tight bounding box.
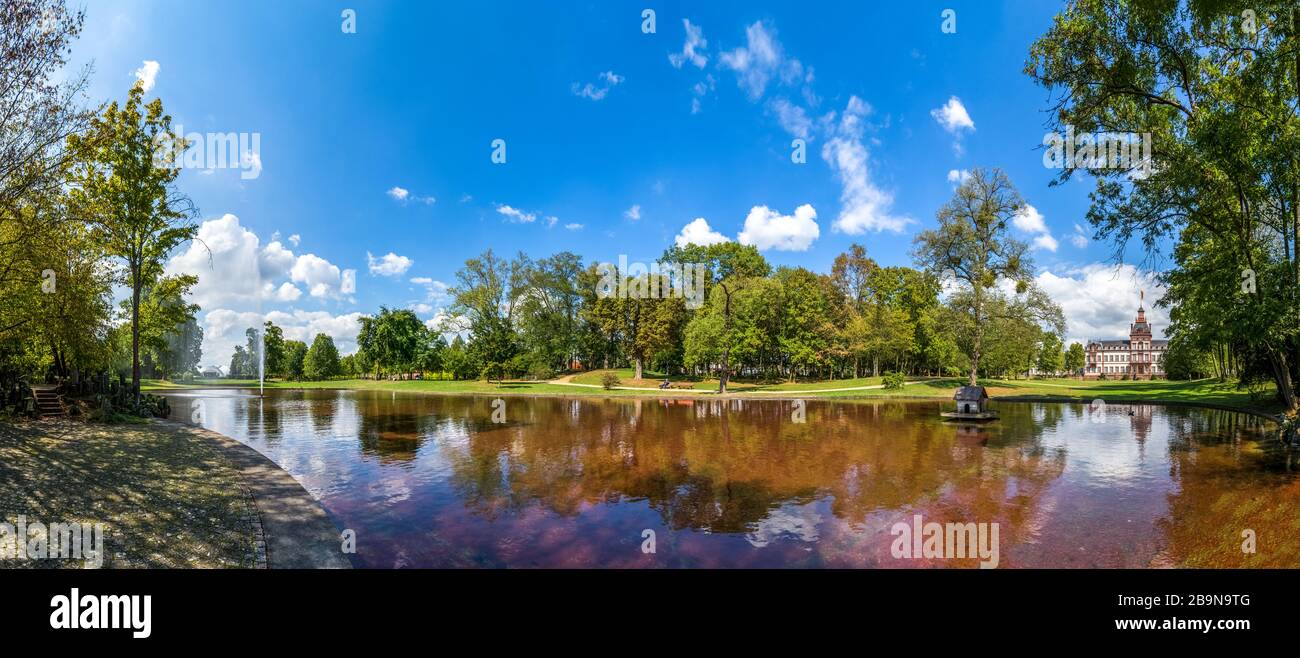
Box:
[141,372,1283,415]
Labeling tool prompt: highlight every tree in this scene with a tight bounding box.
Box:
[1064,342,1086,377]
[283,340,307,380]
[67,82,196,398]
[357,307,426,378]
[0,1,90,338]
[662,242,770,392]
[303,333,341,380]
[133,274,199,380]
[1027,0,1300,409]
[245,321,284,379]
[449,250,519,380]
[229,345,249,378]
[913,168,1061,385]
[1037,332,1064,377]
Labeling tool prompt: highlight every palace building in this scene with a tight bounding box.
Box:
[1083,300,1166,380]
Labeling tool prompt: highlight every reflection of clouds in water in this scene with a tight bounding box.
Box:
[746,502,824,548]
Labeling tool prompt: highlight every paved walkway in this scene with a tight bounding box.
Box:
[156,421,352,569]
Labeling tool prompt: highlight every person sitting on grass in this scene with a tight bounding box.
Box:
[659,379,671,390]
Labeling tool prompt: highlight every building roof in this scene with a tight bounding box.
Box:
[954,386,988,401]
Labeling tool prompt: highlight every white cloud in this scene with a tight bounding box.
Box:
[133,60,159,92]
[737,204,820,251]
[263,281,302,302]
[564,223,584,230]
[946,169,971,185]
[166,214,297,310]
[624,204,642,221]
[821,96,910,234]
[291,253,356,300]
[572,70,624,101]
[387,186,434,205]
[769,98,812,140]
[1033,264,1167,347]
[1012,204,1058,252]
[367,251,413,277]
[930,96,975,134]
[719,21,809,101]
[288,234,300,247]
[1071,223,1089,248]
[669,19,709,69]
[410,277,451,305]
[263,309,366,355]
[674,217,730,247]
[931,96,975,156]
[545,215,558,228]
[496,204,536,223]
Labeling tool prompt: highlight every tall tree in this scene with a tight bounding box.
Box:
[1064,341,1086,377]
[302,332,340,379]
[1027,0,1300,409]
[913,168,1059,385]
[662,242,770,392]
[67,82,196,398]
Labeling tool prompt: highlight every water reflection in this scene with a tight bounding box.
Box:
[163,391,1293,568]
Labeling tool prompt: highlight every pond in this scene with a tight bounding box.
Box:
[161,390,1298,568]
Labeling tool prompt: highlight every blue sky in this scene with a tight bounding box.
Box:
[68,0,1168,367]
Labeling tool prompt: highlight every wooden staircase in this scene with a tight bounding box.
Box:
[31,387,64,418]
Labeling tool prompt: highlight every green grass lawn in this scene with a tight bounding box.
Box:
[140,374,1283,415]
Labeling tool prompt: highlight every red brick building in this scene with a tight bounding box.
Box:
[1083,302,1166,380]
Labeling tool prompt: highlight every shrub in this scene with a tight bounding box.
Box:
[601,372,621,390]
[882,371,905,390]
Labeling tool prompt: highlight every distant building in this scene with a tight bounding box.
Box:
[1084,301,1166,380]
[200,365,224,378]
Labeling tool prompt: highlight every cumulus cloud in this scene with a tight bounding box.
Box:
[930,96,975,133]
[1012,204,1058,252]
[674,217,730,247]
[931,96,975,155]
[572,70,624,101]
[737,204,820,251]
[821,96,911,234]
[291,253,356,300]
[947,169,971,186]
[668,19,709,69]
[719,21,810,101]
[410,277,451,306]
[166,214,295,309]
[263,309,366,355]
[564,223,584,230]
[134,60,159,92]
[624,204,642,221]
[367,251,413,277]
[496,204,536,223]
[1033,264,1167,347]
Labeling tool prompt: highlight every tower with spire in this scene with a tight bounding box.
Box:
[1082,292,1166,380]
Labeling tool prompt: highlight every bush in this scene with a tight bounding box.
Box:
[882,371,905,390]
[601,372,621,390]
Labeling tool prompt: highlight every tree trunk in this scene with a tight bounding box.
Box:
[131,269,141,403]
[633,356,643,380]
[718,285,733,394]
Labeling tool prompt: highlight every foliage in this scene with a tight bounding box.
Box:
[882,371,905,390]
[601,372,621,390]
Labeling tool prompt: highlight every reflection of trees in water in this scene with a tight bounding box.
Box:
[1156,409,1300,567]
[438,398,1071,537]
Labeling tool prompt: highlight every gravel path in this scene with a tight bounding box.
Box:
[0,418,261,569]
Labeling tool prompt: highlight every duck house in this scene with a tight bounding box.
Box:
[941,385,999,421]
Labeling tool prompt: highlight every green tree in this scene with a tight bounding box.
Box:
[283,340,307,380]
[1037,332,1064,376]
[303,333,341,380]
[1064,342,1086,377]
[357,307,426,378]
[67,81,196,398]
[662,242,770,392]
[1027,0,1300,409]
[913,168,1061,385]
